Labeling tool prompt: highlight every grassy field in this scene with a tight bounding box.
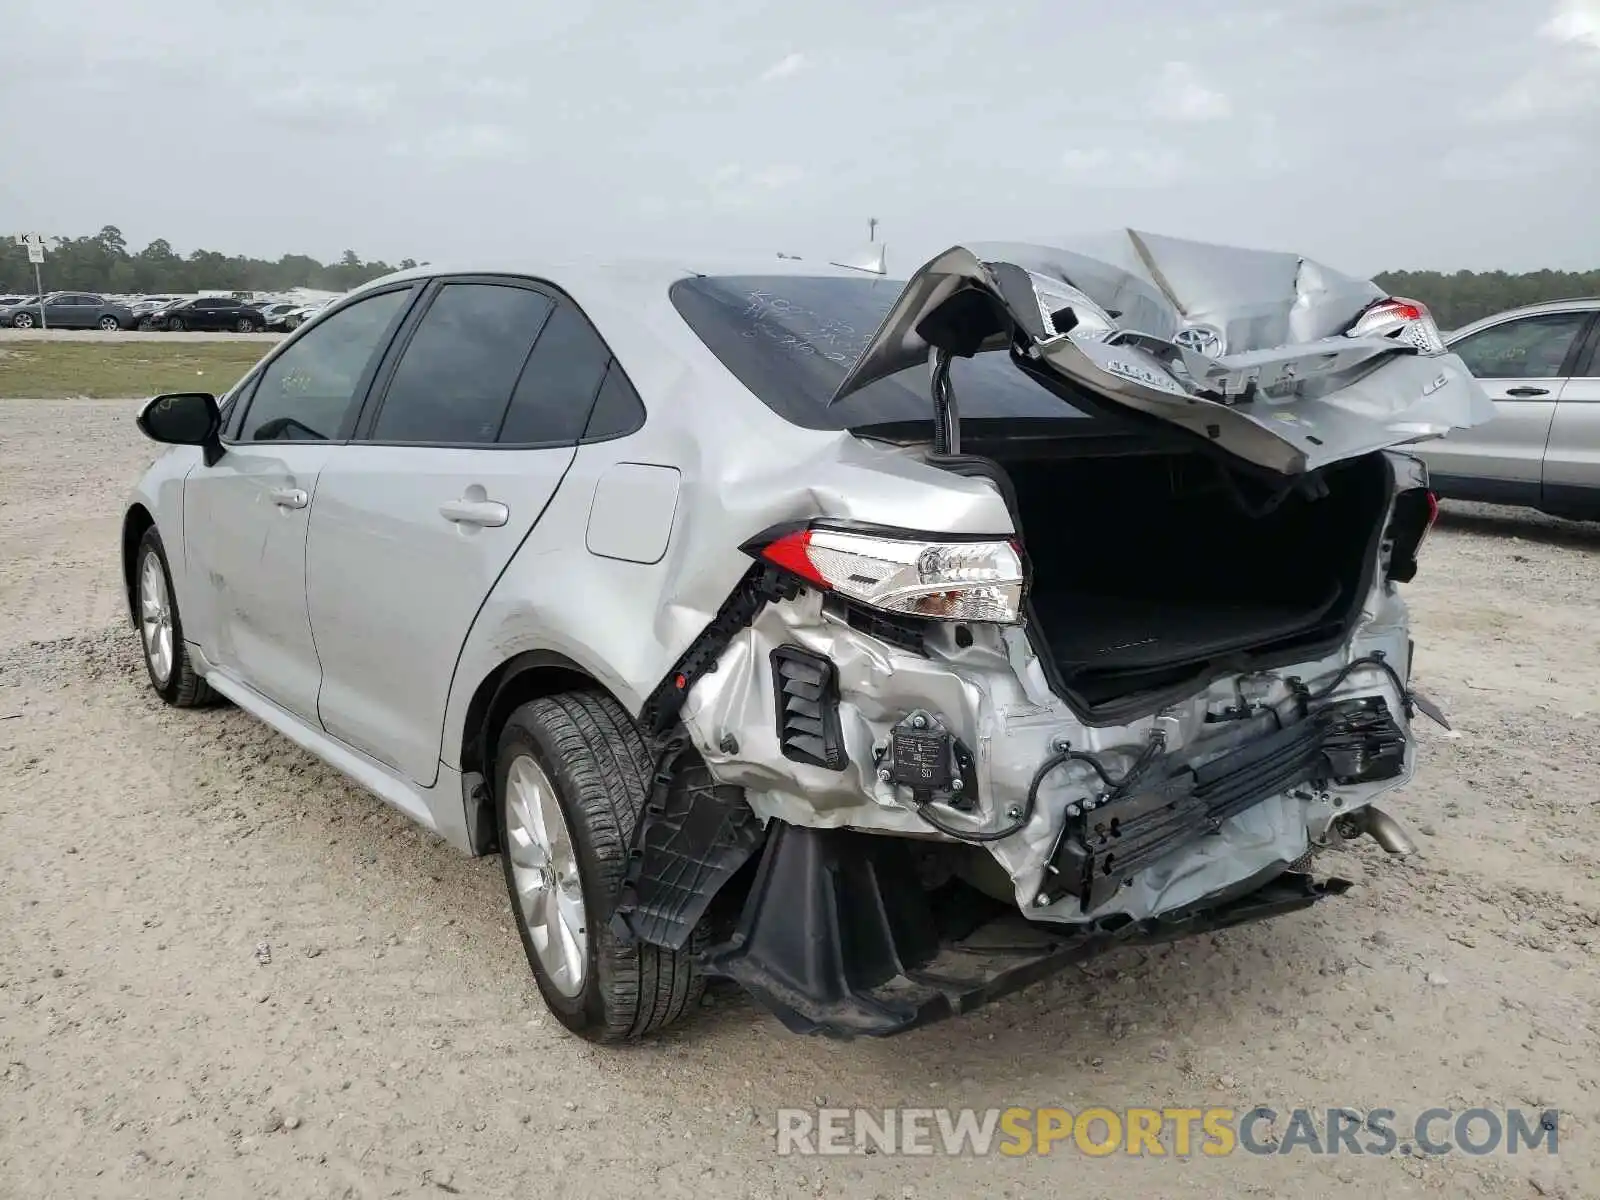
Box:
[0,341,270,399]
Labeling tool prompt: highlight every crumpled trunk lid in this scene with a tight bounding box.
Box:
[829,231,1495,474]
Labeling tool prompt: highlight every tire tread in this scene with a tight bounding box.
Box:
[502,689,702,1041]
[137,529,218,709]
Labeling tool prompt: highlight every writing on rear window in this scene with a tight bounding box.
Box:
[740,290,869,365]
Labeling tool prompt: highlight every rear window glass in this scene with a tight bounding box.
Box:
[669,274,1086,430]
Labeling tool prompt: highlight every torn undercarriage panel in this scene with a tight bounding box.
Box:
[703,821,1353,1038]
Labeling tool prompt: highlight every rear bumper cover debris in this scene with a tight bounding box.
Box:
[701,822,1350,1039]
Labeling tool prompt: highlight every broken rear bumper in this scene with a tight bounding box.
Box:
[700,822,1350,1039]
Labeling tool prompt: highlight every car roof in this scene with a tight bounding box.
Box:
[353,252,884,299]
[327,254,906,438]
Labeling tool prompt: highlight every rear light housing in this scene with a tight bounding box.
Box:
[745,523,1025,623]
[1346,296,1447,356]
[1385,487,1439,583]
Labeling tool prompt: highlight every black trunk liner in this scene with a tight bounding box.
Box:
[1032,581,1343,673]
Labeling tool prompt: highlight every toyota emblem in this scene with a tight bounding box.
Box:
[1174,324,1224,356]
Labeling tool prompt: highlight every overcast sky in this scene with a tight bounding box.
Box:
[2,0,1597,276]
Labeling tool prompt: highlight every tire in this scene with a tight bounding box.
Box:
[236,317,255,333]
[168,317,185,332]
[496,691,703,1042]
[134,528,217,708]
[12,312,34,329]
[98,315,122,331]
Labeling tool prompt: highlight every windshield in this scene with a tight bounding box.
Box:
[669,274,1089,431]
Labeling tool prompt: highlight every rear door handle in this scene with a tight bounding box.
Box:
[1505,386,1550,397]
[440,498,509,528]
[269,487,308,509]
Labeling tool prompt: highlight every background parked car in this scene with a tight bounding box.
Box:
[281,299,332,330]
[128,295,185,321]
[0,293,39,307]
[1414,297,1600,520]
[0,292,137,330]
[151,296,268,333]
[256,301,302,331]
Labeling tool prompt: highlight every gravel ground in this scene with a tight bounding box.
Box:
[2,398,1597,1199]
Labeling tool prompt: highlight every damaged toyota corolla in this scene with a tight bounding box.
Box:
[122,231,1493,1041]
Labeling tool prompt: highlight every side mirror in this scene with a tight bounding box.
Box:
[137,392,223,464]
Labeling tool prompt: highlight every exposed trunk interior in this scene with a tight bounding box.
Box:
[992,443,1393,718]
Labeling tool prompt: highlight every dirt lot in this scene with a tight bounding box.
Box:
[2,398,1597,1199]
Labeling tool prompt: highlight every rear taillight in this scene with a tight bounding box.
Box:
[745,524,1025,623]
[1386,488,1439,583]
[1347,296,1447,356]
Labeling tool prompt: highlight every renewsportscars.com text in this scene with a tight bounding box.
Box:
[775,1106,1560,1158]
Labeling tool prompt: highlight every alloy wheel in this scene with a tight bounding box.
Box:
[503,753,588,997]
[139,552,174,686]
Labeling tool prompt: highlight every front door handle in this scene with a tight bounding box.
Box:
[269,487,308,509]
[440,498,509,528]
[1505,386,1550,398]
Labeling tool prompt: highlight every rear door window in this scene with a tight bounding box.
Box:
[367,282,555,445]
[1451,312,1589,380]
[496,299,614,445]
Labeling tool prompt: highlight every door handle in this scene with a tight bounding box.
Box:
[269,487,308,509]
[440,498,509,528]
[1505,386,1550,398]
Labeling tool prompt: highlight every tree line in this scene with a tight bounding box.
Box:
[3,225,1596,329]
[0,226,413,298]
[1373,268,1600,330]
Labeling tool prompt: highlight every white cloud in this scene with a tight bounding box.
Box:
[1484,3,1600,122]
[1541,0,1600,49]
[1148,61,1232,122]
[708,163,807,208]
[1485,61,1600,118]
[1061,142,1187,188]
[758,52,808,82]
[264,79,394,120]
[389,124,526,160]
[441,75,532,101]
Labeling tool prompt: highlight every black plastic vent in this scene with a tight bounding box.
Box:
[770,647,846,771]
[826,595,929,655]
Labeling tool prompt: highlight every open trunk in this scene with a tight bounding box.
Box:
[994,444,1393,716]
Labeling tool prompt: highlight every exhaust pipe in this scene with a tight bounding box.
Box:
[1345,806,1416,856]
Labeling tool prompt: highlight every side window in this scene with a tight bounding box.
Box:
[581,361,647,441]
[1573,321,1600,379]
[498,300,612,445]
[1452,313,1588,381]
[239,289,410,441]
[369,283,554,444]
[219,374,257,436]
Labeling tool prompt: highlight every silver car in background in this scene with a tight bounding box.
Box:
[121,232,1491,1041]
[1416,298,1600,520]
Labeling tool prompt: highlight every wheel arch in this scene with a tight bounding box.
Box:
[121,503,157,627]
[458,649,634,855]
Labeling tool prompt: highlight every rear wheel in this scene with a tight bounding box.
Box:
[135,528,216,707]
[496,691,703,1041]
[98,315,121,331]
[236,316,255,333]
